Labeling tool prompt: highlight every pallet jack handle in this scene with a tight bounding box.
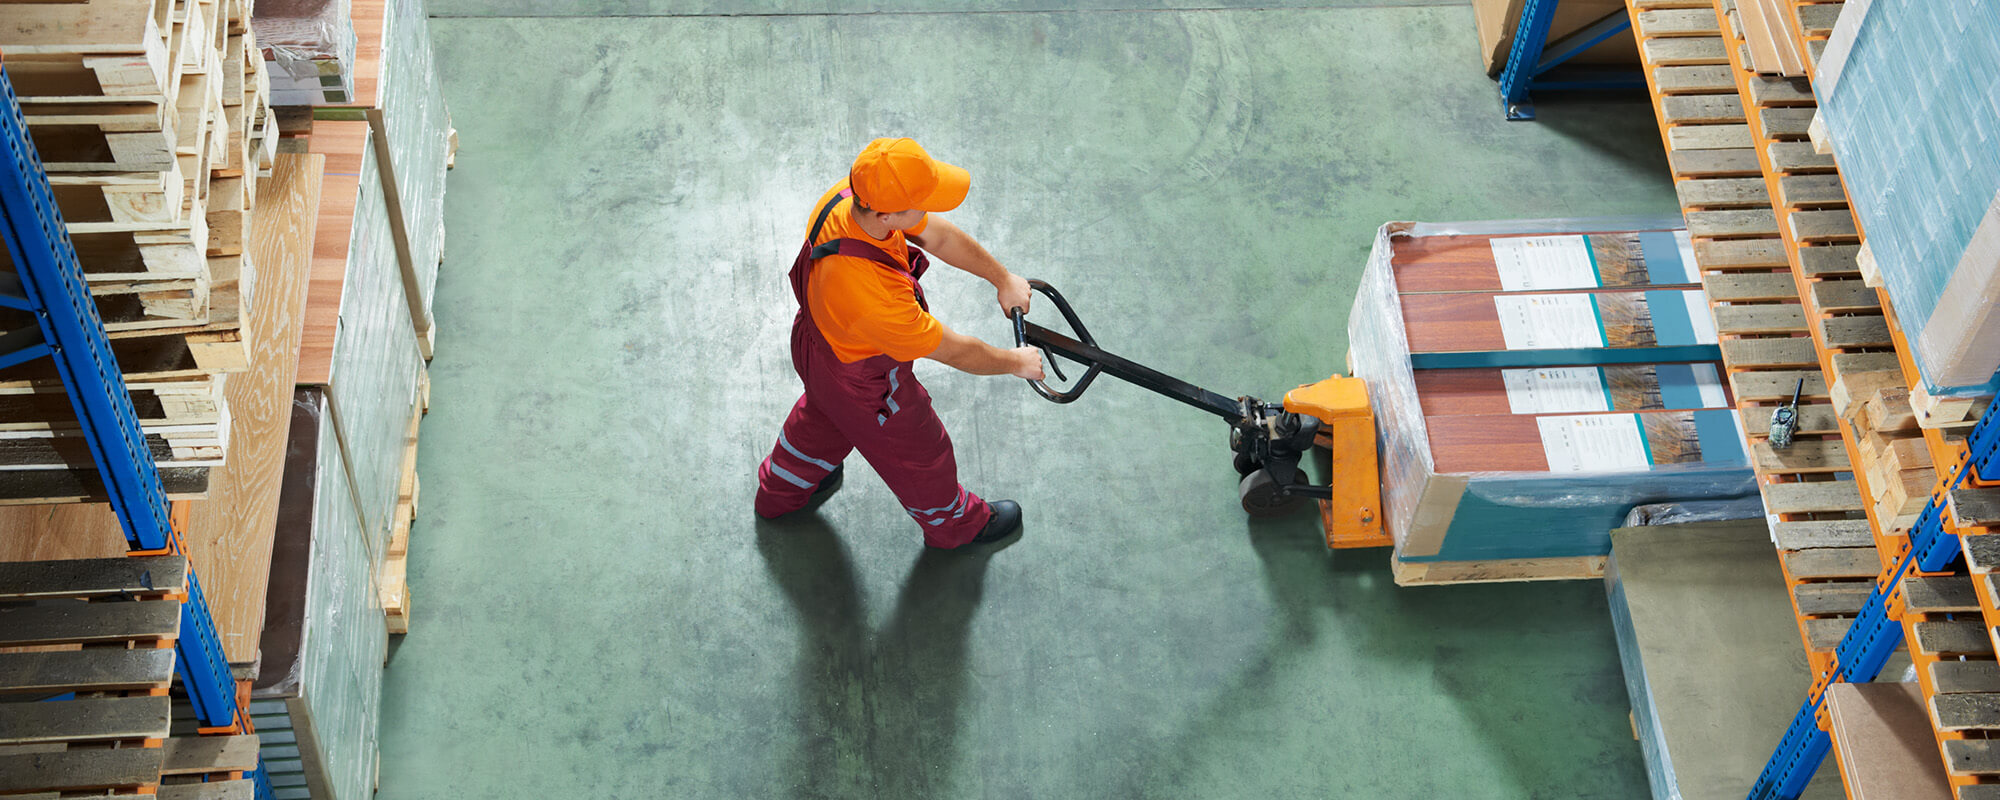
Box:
[1009,280,1105,404]
[1009,280,1248,421]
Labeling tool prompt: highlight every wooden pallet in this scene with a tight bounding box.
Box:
[381,389,426,635]
[1628,0,1873,675]
[0,0,277,504]
[1391,554,1607,586]
[0,556,187,797]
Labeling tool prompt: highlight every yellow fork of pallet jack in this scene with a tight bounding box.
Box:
[1283,376,1390,549]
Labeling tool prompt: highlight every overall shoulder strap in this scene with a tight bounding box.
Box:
[807,188,852,244]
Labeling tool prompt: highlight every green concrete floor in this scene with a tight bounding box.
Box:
[380,3,1681,797]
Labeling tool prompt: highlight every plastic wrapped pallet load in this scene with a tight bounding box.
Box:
[292,0,454,352]
[1605,521,1844,800]
[1816,0,2000,397]
[1348,220,1759,583]
[255,0,359,105]
[372,0,453,330]
[253,387,385,800]
[304,119,426,579]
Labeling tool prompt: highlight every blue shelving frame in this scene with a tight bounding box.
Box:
[0,64,275,800]
[1747,397,2000,799]
[1498,0,1649,120]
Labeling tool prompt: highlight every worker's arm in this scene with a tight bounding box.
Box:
[909,216,1032,317]
[926,326,1045,380]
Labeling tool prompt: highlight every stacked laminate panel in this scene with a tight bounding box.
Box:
[1348,219,1759,585]
[252,386,384,800]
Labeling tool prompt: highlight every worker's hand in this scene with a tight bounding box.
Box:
[997,272,1032,318]
[1008,346,1046,381]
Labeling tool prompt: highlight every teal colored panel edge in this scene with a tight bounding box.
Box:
[1636,231,1686,286]
[1655,363,1704,410]
[1409,345,1722,370]
[1644,289,1699,347]
[1693,409,1748,466]
[1400,469,1759,562]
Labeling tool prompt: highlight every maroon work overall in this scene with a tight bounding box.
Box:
[754,189,992,546]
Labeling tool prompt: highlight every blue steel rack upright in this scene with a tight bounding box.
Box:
[1498,0,1648,119]
[0,62,275,799]
[1747,389,2000,799]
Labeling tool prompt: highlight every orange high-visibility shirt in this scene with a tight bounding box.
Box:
[804,180,944,363]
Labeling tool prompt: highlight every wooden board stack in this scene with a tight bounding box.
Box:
[1632,2,2000,797]
[1,0,278,502]
[0,556,185,796]
[1624,0,1881,674]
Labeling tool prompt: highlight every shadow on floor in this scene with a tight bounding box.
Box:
[756,516,996,800]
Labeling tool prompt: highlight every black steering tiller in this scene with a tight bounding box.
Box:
[1008,280,1330,514]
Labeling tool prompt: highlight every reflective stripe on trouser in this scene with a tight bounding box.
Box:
[754,327,992,547]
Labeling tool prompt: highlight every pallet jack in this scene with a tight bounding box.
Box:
[1010,280,1392,549]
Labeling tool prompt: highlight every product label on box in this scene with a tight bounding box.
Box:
[1537,413,1652,473]
[1494,293,1607,350]
[1492,235,1599,291]
[1674,230,1700,283]
[1503,367,1611,414]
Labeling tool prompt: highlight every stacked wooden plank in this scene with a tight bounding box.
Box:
[1625,0,1880,676]
[1630,2,2000,797]
[1,0,278,502]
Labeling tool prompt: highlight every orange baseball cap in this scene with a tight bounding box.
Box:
[848,138,970,214]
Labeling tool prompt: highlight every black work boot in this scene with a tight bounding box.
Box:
[932,500,1022,550]
[808,464,844,504]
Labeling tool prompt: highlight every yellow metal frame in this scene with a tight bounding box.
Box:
[1283,375,1391,549]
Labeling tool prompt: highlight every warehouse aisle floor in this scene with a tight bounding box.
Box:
[380,3,1679,797]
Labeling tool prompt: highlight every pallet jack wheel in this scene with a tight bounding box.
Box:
[1239,469,1308,518]
[1233,450,1258,476]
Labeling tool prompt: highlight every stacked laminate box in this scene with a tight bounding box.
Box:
[1817,0,2000,406]
[1349,219,1760,584]
[254,387,385,800]
[300,117,426,635]
[0,0,278,502]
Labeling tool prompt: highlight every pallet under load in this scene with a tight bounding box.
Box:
[1349,219,1759,585]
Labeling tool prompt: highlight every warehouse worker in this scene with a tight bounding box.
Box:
[754,138,1043,549]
